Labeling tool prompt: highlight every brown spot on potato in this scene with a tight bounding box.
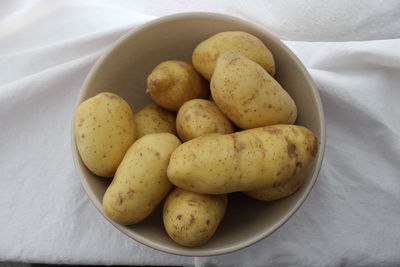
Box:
[77,118,85,127]
[232,134,246,152]
[309,135,319,157]
[243,93,257,105]
[127,189,135,198]
[288,143,296,157]
[228,56,241,65]
[81,134,85,138]
[147,79,158,90]
[272,179,287,188]
[176,214,182,220]
[104,93,118,99]
[285,137,297,158]
[263,127,282,135]
[117,195,124,205]
[206,220,210,225]
[190,214,196,224]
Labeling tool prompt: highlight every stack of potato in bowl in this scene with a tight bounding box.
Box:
[73,30,318,249]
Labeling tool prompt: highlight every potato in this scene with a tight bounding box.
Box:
[211,51,297,129]
[102,133,181,225]
[192,31,275,80]
[167,125,317,194]
[176,99,235,142]
[73,92,136,177]
[243,173,305,201]
[147,61,209,112]
[163,188,227,247]
[135,104,176,138]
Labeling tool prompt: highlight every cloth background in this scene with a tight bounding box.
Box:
[1,1,399,266]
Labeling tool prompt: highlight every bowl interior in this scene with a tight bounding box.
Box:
[73,12,325,256]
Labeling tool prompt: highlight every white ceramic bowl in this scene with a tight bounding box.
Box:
[72,12,325,256]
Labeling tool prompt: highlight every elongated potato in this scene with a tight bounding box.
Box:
[102,133,181,225]
[243,173,305,201]
[167,125,317,194]
[192,31,275,80]
[211,51,297,129]
[135,104,176,138]
[176,99,235,142]
[74,92,136,177]
[163,188,227,247]
[147,61,209,112]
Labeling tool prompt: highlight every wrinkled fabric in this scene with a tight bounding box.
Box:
[0,1,399,266]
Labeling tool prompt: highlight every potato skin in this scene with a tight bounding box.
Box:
[211,51,297,129]
[102,133,181,225]
[74,92,136,177]
[163,188,227,247]
[167,125,317,194]
[192,31,275,80]
[147,61,209,112]
[243,173,305,201]
[135,104,176,138]
[176,99,235,142]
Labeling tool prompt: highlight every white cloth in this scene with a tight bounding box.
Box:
[1,1,399,266]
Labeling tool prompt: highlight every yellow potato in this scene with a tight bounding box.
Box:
[192,31,275,80]
[102,133,181,225]
[135,104,176,138]
[176,99,235,142]
[147,61,209,112]
[211,51,297,129]
[167,125,317,194]
[73,92,136,177]
[243,173,305,201]
[163,188,227,247]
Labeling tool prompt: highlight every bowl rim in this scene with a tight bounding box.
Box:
[71,11,326,257]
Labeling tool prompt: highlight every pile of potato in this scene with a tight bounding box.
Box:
[74,31,318,247]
